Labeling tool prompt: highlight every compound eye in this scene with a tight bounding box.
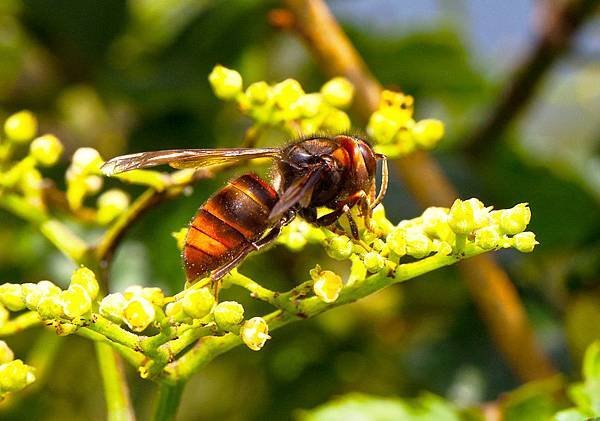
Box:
[358,142,377,177]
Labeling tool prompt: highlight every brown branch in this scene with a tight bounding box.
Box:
[465,0,600,156]
[281,0,557,381]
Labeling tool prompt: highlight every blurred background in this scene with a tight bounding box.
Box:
[0,0,598,419]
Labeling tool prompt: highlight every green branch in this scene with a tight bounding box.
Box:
[95,342,136,421]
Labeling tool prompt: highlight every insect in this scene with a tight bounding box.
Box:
[101,135,388,284]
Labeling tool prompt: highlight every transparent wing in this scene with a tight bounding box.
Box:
[268,166,324,222]
[101,148,281,176]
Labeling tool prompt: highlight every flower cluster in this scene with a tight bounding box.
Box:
[100,283,271,351]
[0,111,63,210]
[0,340,35,398]
[367,90,445,157]
[0,267,99,335]
[275,200,536,305]
[209,65,354,135]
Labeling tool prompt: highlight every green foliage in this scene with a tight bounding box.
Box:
[298,392,463,421]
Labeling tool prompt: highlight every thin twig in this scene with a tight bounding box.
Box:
[281,0,557,381]
[465,0,600,156]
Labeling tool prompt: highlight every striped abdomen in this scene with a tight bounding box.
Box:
[183,173,278,282]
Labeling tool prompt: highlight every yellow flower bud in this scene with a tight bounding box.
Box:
[141,287,165,306]
[240,317,270,351]
[60,285,92,319]
[447,198,489,235]
[25,280,61,310]
[29,134,63,166]
[4,111,38,143]
[421,207,449,238]
[513,232,538,253]
[367,111,400,144]
[213,301,244,331]
[0,341,14,364]
[498,203,531,235]
[0,359,36,392]
[326,235,353,260]
[99,293,128,323]
[411,119,444,149]
[37,296,64,320]
[405,229,433,259]
[321,109,351,132]
[294,93,323,118]
[70,267,99,300]
[312,268,343,303]
[209,65,243,100]
[245,81,271,105]
[165,301,184,319]
[0,284,25,312]
[320,77,354,108]
[96,189,130,224]
[123,297,156,332]
[363,251,385,273]
[386,228,407,256]
[272,79,304,108]
[474,226,500,250]
[72,147,103,173]
[181,288,215,319]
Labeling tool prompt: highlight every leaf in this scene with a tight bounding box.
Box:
[297,392,463,421]
[500,376,563,421]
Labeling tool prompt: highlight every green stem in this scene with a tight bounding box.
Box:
[40,220,89,264]
[95,341,136,421]
[78,328,145,368]
[0,312,41,336]
[88,315,142,351]
[163,247,484,383]
[153,382,185,421]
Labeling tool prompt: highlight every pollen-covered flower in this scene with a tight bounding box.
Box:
[123,297,156,332]
[325,235,353,260]
[411,119,445,150]
[0,359,36,393]
[447,198,490,235]
[240,317,270,351]
[245,81,271,105]
[474,226,501,250]
[386,227,407,257]
[272,79,305,108]
[513,232,538,253]
[24,281,61,310]
[29,134,63,166]
[496,203,531,235]
[363,251,386,273]
[70,267,99,300]
[312,267,343,303]
[320,77,354,108]
[0,284,26,312]
[60,285,92,319]
[71,147,103,174]
[4,111,38,143]
[99,293,128,324]
[96,189,130,224]
[405,229,433,259]
[208,65,243,100]
[181,288,215,320]
[213,301,245,331]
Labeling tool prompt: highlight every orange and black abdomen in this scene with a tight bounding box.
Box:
[183,173,278,282]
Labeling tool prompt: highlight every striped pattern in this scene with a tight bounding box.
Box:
[183,174,278,282]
